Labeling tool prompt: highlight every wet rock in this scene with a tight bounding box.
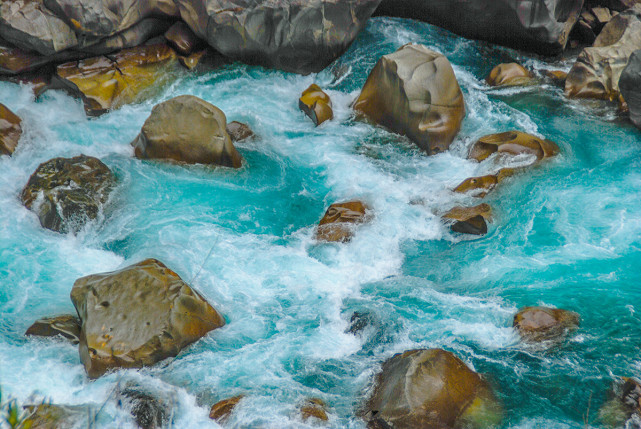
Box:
[0,103,22,156]
[178,49,207,70]
[486,63,533,87]
[301,398,329,422]
[70,258,225,378]
[599,377,641,427]
[118,385,168,429]
[468,131,559,162]
[25,315,81,344]
[354,44,465,155]
[175,0,381,74]
[544,70,568,86]
[209,395,244,423]
[0,42,54,75]
[299,84,333,126]
[347,311,373,335]
[443,204,492,236]
[131,95,243,168]
[364,348,502,428]
[21,155,116,233]
[619,49,641,129]
[453,174,500,198]
[375,0,583,55]
[315,201,369,243]
[565,5,641,100]
[226,121,255,142]
[53,43,180,116]
[22,404,87,429]
[164,21,199,56]
[513,306,580,342]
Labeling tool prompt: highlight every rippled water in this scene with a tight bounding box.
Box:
[1,17,641,428]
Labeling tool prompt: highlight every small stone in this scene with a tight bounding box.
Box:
[513,306,580,342]
[226,121,255,142]
[443,204,492,236]
[315,201,369,243]
[300,398,328,422]
[25,315,81,344]
[209,395,244,423]
[453,175,499,198]
[299,84,333,126]
[486,63,533,87]
[545,70,568,86]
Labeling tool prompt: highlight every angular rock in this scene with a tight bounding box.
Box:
[592,7,613,27]
[315,201,369,243]
[300,398,329,422]
[0,103,22,156]
[486,63,533,87]
[354,44,465,155]
[375,0,583,55]
[70,258,225,378]
[468,131,559,163]
[513,306,580,342]
[25,315,81,344]
[53,43,180,116]
[164,21,199,56]
[565,5,641,100]
[364,348,502,428]
[209,395,244,423]
[599,377,641,427]
[175,0,381,74]
[299,84,333,126]
[226,121,255,142]
[619,49,641,129]
[21,155,116,233]
[131,95,243,168]
[443,204,492,236]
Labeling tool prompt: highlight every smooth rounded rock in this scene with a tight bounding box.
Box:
[354,44,465,155]
[164,21,199,56]
[364,348,502,428]
[70,258,225,378]
[486,63,533,87]
[513,306,580,342]
[301,398,329,422]
[468,131,559,162]
[131,95,243,168]
[299,84,333,126]
[21,155,116,233]
[454,175,499,198]
[0,103,22,156]
[209,395,244,423]
[315,201,369,243]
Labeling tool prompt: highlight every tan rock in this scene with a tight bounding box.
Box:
[179,49,206,70]
[315,201,369,243]
[486,63,533,87]
[513,306,580,342]
[209,395,244,423]
[226,121,255,142]
[468,131,559,162]
[131,95,242,168]
[354,44,465,155]
[0,103,22,156]
[299,84,333,126]
[301,398,328,422]
[544,70,568,86]
[453,174,500,198]
[443,204,492,236]
[70,258,225,378]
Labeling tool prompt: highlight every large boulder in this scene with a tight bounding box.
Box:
[513,306,580,342]
[0,103,22,156]
[375,0,583,55]
[364,348,502,428]
[21,155,116,233]
[53,43,180,116]
[131,95,243,168]
[315,200,369,243]
[174,0,382,74]
[25,314,81,344]
[354,44,465,155]
[468,131,559,162]
[619,49,641,129]
[70,258,225,378]
[565,4,641,100]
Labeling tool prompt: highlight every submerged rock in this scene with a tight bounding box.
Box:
[486,63,533,87]
[443,204,492,236]
[0,103,22,156]
[25,314,81,344]
[118,385,168,429]
[226,121,255,142]
[599,377,641,427]
[21,155,116,233]
[70,258,225,378]
[513,306,580,342]
[131,95,243,168]
[299,84,333,126]
[375,0,583,55]
[619,49,641,130]
[300,398,329,422]
[175,0,381,74]
[315,201,369,243]
[209,395,244,423]
[354,44,465,155]
[468,131,559,162]
[566,5,641,100]
[53,43,180,116]
[364,348,502,428]
[22,404,88,429]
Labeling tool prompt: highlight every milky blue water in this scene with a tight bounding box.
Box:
[1,17,641,428]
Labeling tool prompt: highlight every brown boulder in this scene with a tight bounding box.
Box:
[70,258,225,378]
[209,395,244,423]
[354,44,465,155]
[226,121,255,142]
[299,84,333,126]
[164,21,199,56]
[131,95,242,168]
[453,174,500,198]
[443,204,492,236]
[468,131,559,162]
[25,315,81,344]
[0,103,22,156]
[21,155,116,233]
[315,201,369,243]
[513,306,580,342]
[53,43,180,116]
[486,63,533,87]
[301,398,329,422]
[364,348,502,428]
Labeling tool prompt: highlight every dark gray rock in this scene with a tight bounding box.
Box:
[619,49,641,130]
[118,385,169,429]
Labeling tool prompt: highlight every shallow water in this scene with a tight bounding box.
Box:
[1,16,641,428]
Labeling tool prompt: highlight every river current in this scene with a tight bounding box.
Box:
[1,17,641,428]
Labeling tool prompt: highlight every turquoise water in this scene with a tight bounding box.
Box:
[1,16,641,428]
